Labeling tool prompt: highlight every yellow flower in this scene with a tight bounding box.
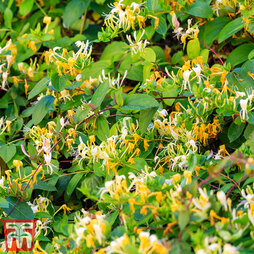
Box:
[54,204,72,216]
[128,198,136,214]
[172,173,181,184]
[18,62,24,72]
[5,120,11,132]
[143,139,149,151]
[195,166,200,176]
[13,160,23,172]
[33,240,47,254]
[43,16,51,25]
[85,234,95,248]
[28,41,37,52]
[89,135,95,146]
[27,67,34,79]
[184,170,192,184]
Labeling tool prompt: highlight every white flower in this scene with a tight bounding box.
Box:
[193,64,201,76]
[222,244,239,254]
[193,64,202,83]
[182,70,192,91]
[157,109,168,118]
[27,201,39,214]
[76,74,82,81]
[126,30,149,55]
[93,224,105,244]
[235,91,246,98]
[0,176,5,188]
[44,152,56,174]
[239,98,249,120]
[217,190,228,210]
[196,250,208,254]
[187,139,198,152]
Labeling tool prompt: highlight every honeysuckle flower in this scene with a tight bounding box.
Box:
[109,234,130,253]
[193,64,202,83]
[241,189,254,206]
[235,91,246,98]
[217,190,228,211]
[126,30,149,55]
[182,70,192,91]
[33,240,47,254]
[13,160,23,172]
[184,170,192,184]
[0,176,5,189]
[44,152,56,174]
[157,109,168,118]
[193,188,211,211]
[2,71,8,90]
[76,73,82,81]
[27,201,39,214]
[239,98,249,120]
[172,173,181,184]
[187,139,198,152]
[222,244,239,254]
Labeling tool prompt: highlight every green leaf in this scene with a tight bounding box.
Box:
[142,48,156,62]
[32,95,55,125]
[35,212,52,219]
[28,77,50,100]
[124,245,140,254]
[122,94,159,111]
[228,122,246,143]
[33,180,57,191]
[162,85,179,106]
[146,0,161,11]
[91,79,109,108]
[119,54,143,81]
[100,41,127,62]
[218,17,245,43]
[199,17,230,46]
[4,8,13,28]
[226,44,254,67]
[187,39,200,60]
[51,73,68,92]
[154,16,167,36]
[81,174,102,191]
[106,211,119,227]
[178,211,190,230]
[95,115,110,141]
[185,2,213,19]
[0,144,16,163]
[3,197,34,219]
[19,0,34,16]
[143,63,153,81]
[0,197,9,208]
[244,124,254,140]
[139,108,157,134]
[74,105,90,123]
[248,49,254,60]
[65,173,84,201]
[63,0,91,28]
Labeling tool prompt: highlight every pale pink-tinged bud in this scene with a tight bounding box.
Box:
[21,144,30,157]
[171,12,180,30]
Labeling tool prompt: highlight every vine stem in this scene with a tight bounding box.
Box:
[200,41,224,65]
[80,10,87,34]
[77,106,114,127]
[7,198,21,217]
[226,175,247,198]
[155,96,192,100]
[193,175,219,189]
